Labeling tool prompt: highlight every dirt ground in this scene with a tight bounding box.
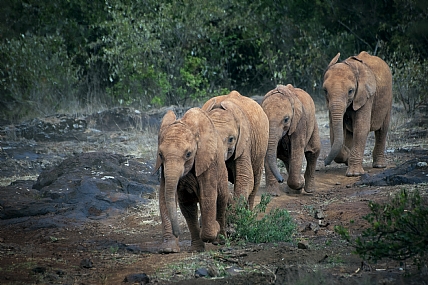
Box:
[0,106,427,285]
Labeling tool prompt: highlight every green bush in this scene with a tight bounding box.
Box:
[335,188,428,268]
[227,193,297,243]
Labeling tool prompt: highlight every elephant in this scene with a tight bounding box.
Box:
[261,84,321,195]
[323,51,393,176]
[153,107,229,253]
[202,91,269,210]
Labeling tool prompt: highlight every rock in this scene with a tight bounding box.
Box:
[226,265,243,276]
[417,161,427,168]
[0,152,158,228]
[80,258,93,269]
[195,268,209,278]
[356,155,428,186]
[314,209,325,219]
[297,240,309,249]
[299,222,320,233]
[32,267,47,274]
[124,273,150,284]
[207,264,220,277]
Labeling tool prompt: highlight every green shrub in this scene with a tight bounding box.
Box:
[227,193,297,243]
[0,34,79,121]
[335,188,428,268]
[387,46,428,115]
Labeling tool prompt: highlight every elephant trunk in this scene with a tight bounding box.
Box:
[266,127,284,183]
[324,108,344,166]
[164,167,183,238]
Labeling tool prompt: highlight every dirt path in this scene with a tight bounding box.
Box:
[0,107,427,285]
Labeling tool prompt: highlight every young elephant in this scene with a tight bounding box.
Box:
[202,91,269,210]
[153,108,229,253]
[323,51,392,176]
[261,84,321,195]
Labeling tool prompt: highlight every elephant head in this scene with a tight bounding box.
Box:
[153,108,218,238]
[203,99,250,162]
[323,53,377,166]
[261,84,303,183]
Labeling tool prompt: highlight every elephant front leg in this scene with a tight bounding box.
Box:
[214,174,229,245]
[346,127,369,176]
[233,155,254,207]
[178,199,205,252]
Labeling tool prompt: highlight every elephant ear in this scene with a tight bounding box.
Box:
[201,97,217,112]
[220,101,250,159]
[350,58,377,111]
[328,53,340,68]
[181,108,218,177]
[286,85,303,135]
[153,110,177,174]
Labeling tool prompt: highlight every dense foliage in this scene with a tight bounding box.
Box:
[335,188,428,268]
[1,0,427,121]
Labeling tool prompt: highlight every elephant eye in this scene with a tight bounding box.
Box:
[185,151,192,159]
[158,152,163,159]
[323,88,328,96]
[283,117,290,124]
[228,136,234,143]
[348,88,354,96]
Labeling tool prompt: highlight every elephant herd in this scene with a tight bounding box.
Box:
[153,51,393,253]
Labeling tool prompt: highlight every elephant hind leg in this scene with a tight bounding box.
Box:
[372,118,390,168]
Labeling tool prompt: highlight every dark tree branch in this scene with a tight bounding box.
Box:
[337,20,373,51]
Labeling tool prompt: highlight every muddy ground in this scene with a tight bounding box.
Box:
[0,106,427,285]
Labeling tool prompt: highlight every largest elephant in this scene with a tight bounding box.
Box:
[202,91,269,210]
[153,108,229,253]
[323,51,393,176]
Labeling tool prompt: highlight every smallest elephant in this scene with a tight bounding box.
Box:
[262,84,321,195]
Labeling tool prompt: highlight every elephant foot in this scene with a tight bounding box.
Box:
[212,234,226,246]
[285,186,302,195]
[159,236,180,254]
[373,160,387,168]
[266,184,281,197]
[346,166,365,177]
[189,239,205,252]
[304,180,315,194]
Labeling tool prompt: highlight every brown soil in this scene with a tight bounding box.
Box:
[0,107,427,285]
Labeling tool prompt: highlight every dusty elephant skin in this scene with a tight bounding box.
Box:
[153,108,229,253]
[323,51,393,176]
[261,84,321,195]
[202,91,269,210]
